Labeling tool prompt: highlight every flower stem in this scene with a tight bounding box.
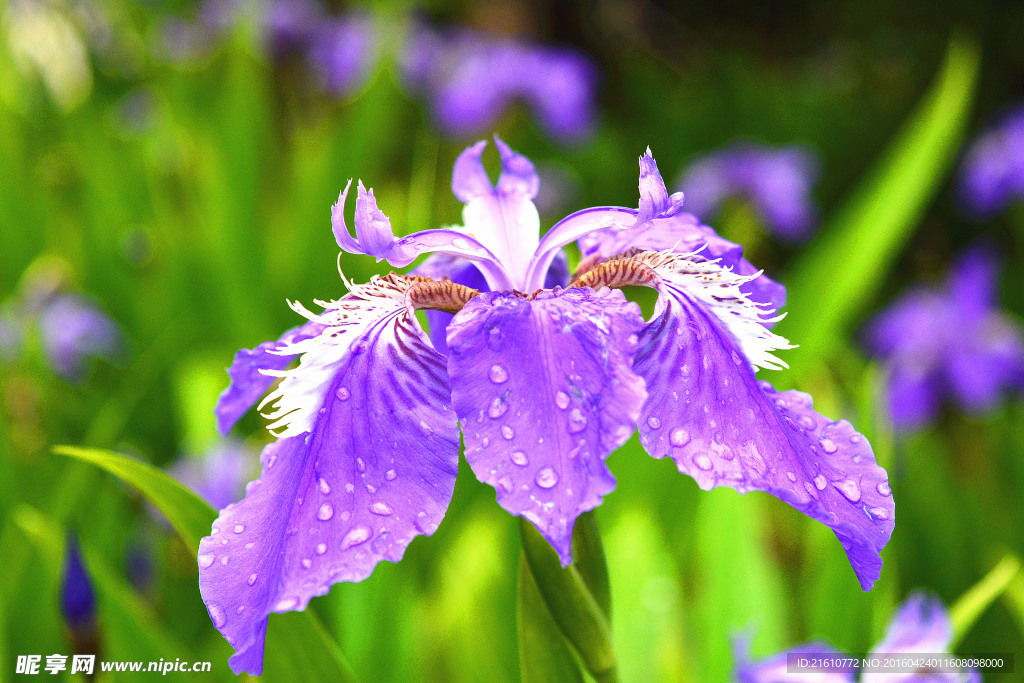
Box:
[518,512,618,683]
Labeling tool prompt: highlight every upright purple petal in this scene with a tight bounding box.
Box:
[446,287,646,564]
[199,276,460,675]
[956,103,1024,218]
[215,321,324,435]
[885,363,940,431]
[451,140,493,202]
[308,13,377,97]
[628,252,892,590]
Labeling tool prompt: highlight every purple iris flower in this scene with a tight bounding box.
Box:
[401,26,597,142]
[60,535,96,640]
[307,13,377,97]
[956,103,1024,219]
[676,143,820,242]
[734,592,980,682]
[169,439,253,513]
[37,294,122,381]
[203,138,893,674]
[864,247,1024,432]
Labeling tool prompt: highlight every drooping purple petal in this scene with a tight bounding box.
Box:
[215,321,324,436]
[446,287,646,565]
[632,254,893,590]
[885,362,940,431]
[37,294,122,381]
[955,103,1024,219]
[199,277,460,675]
[734,639,853,683]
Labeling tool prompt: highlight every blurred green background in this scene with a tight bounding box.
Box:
[2,0,1024,680]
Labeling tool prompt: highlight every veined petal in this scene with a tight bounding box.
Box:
[199,274,462,675]
[456,137,542,288]
[215,322,325,435]
[595,251,894,590]
[446,287,646,565]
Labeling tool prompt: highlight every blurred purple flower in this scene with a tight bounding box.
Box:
[60,535,96,640]
[864,247,1024,432]
[169,439,253,512]
[735,592,980,682]
[677,143,820,242]
[201,139,892,674]
[37,294,122,381]
[308,13,377,97]
[956,104,1024,219]
[401,25,597,142]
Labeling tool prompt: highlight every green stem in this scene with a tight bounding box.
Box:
[518,512,618,683]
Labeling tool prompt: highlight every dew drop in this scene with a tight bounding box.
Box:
[866,505,890,520]
[233,524,245,534]
[555,391,570,410]
[489,364,509,384]
[819,438,838,454]
[236,605,246,615]
[341,526,371,550]
[692,454,713,471]
[301,559,312,569]
[220,556,229,566]
[488,397,508,419]
[833,479,862,503]
[385,468,397,481]
[813,475,828,490]
[567,408,587,434]
[273,597,298,611]
[335,387,350,401]
[247,573,257,586]
[370,502,394,516]
[356,458,366,473]
[452,237,469,250]
[207,603,226,628]
[646,416,662,429]
[365,484,377,494]
[535,467,559,488]
[317,503,334,521]
[497,477,513,493]
[318,477,331,494]
[344,483,355,493]
[876,481,892,497]
[316,542,327,555]
[670,427,690,446]
[265,452,277,468]
[850,434,863,444]
[511,451,529,466]
[198,553,215,569]
[798,415,816,430]
[786,471,797,482]
[501,425,514,440]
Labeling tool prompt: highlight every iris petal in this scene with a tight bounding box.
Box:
[214,321,325,435]
[734,641,853,683]
[199,275,460,675]
[446,287,646,565]
[631,253,893,590]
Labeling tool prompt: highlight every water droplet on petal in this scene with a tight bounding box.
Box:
[876,481,892,497]
[646,416,662,429]
[247,573,257,586]
[198,553,215,569]
[273,597,298,611]
[452,237,469,250]
[341,526,371,550]
[555,391,570,410]
[786,471,797,482]
[819,438,838,454]
[370,502,393,516]
[866,505,890,520]
[511,451,528,466]
[318,477,331,494]
[356,458,366,473]
[501,425,514,440]
[567,408,587,434]
[207,603,226,628]
[301,559,312,569]
[265,452,277,468]
[489,364,509,384]
[497,477,513,493]
[344,483,355,493]
[335,387,350,401]
[316,542,327,555]
[385,469,397,481]
[833,479,861,503]
[692,454,713,471]
[670,427,690,446]
[233,524,245,534]
[236,605,245,615]
[365,484,377,494]
[813,475,828,490]
[220,556,229,566]
[535,467,558,488]
[850,434,863,444]
[317,503,334,521]
[488,397,508,419]
[798,415,816,430]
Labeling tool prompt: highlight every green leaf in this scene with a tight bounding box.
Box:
[776,34,980,379]
[519,518,617,683]
[517,554,585,683]
[949,554,1021,648]
[53,445,216,552]
[52,445,357,681]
